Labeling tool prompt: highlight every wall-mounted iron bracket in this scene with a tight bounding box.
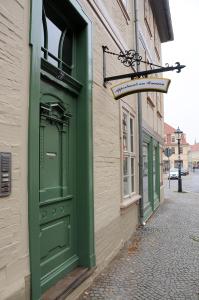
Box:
[102,45,186,87]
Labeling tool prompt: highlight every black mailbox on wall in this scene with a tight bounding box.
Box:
[0,152,11,197]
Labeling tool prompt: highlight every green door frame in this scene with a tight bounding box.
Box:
[143,133,153,221]
[29,1,95,299]
[143,132,161,221]
[153,140,160,210]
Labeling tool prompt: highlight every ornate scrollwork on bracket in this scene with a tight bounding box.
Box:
[118,50,142,67]
[102,45,186,86]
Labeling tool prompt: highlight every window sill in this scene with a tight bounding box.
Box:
[120,194,141,213]
[147,96,155,108]
[157,110,163,118]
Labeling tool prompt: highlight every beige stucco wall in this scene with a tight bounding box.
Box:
[137,0,165,202]
[0,0,30,299]
[137,0,164,138]
[67,1,139,298]
[80,0,139,261]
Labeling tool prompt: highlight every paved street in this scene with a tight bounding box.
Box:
[165,169,199,194]
[78,171,199,300]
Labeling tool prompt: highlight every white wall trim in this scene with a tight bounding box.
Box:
[138,24,154,63]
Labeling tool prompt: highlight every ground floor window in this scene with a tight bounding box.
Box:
[174,160,183,168]
[122,107,135,198]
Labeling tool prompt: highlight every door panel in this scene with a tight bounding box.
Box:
[39,79,78,291]
[153,146,160,210]
[40,121,63,202]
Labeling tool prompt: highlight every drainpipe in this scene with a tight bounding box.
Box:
[134,0,144,225]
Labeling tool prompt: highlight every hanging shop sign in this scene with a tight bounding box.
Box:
[111,78,171,100]
[102,46,185,89]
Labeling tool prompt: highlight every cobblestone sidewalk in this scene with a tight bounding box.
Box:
[78,189,199,300]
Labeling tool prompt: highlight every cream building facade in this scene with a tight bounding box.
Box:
[136,0,173,222]
[0,1,173,299]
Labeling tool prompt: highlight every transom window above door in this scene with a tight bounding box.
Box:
[41,0,74,75]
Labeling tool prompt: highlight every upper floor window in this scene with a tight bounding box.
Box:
[117,0,130,23]
[41,0,73,75]
[122,0,128,8]
[171,135,176,143]
[154,23,161,61]
[122,109,135,198]
[144,0,153,38]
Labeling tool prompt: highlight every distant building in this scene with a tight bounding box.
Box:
[163,123,190,171]
[188,143,199,169]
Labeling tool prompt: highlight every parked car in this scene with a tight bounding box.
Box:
[168,168,178,179]
[180,168,189,176]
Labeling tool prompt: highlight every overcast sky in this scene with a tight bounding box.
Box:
[162,0,199,145]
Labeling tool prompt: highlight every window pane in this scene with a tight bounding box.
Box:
[153,147,156,192]
[130,118,133,134]
[143,146,148,176]
[123,112,128,132]
[62,30,73,73]
[122,109,135,198]
[123,157,128,176]
[131,158,134,175]
[131,158,134,193]
[131,175,134,193]
[143,144,149,205]
[41,11,47,59]
[42,1,74,75]
[41,20,45,50]
[123,176,128,196]
[46,17,62,67]
[130,118,133,152]
[130,134,133,153]
[123,112,128,151]
[123,133,127,151]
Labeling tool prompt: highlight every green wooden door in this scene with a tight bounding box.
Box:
[39,79,78,292]
[153,144,160,210]
[29,1,95,298]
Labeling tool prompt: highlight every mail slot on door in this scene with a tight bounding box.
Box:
[0,152,11,197]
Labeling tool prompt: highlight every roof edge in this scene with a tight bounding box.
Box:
[149,0,174,43]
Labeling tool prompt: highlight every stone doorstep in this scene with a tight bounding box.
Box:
[42,267,95,300]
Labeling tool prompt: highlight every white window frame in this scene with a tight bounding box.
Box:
[171,147,175,154]
[171,135,176,143]
[122,107,135,199]
[144,0,153,38]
